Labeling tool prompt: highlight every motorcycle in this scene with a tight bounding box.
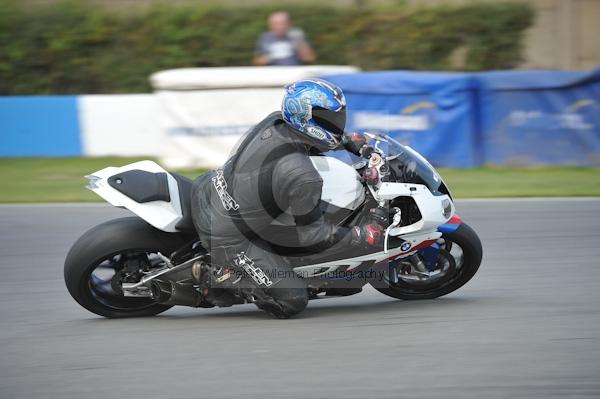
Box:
[64,132,482,318]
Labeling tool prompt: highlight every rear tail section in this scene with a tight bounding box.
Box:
[85,160,193,233]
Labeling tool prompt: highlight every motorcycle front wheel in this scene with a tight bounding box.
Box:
[371,222,482,300]
[64,217,191,318]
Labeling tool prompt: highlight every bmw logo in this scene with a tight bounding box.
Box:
[401,242,412,251]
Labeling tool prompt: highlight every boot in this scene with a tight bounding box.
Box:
[194,263,244,307]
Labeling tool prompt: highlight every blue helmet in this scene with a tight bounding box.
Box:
[281,78,347,150]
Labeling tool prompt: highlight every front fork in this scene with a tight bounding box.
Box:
[416,214,462,272]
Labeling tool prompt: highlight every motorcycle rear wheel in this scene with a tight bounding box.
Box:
[371,222,482,300]
[64,217,190,318]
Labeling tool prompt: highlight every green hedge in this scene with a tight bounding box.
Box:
[0,1,533,94]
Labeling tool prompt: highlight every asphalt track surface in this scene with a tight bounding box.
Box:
[1,199,599,398]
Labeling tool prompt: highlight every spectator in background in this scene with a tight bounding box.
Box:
[254,11,316,66]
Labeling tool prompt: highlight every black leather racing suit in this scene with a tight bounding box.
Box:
[191,111,352,317]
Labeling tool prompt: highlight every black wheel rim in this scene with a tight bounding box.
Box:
[386,239,467,294]
[86,250,164,312]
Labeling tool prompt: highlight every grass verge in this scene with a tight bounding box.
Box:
[438,166,600,198]
[0,157,598,203]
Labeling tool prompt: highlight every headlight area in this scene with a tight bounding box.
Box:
[442,198,452,219]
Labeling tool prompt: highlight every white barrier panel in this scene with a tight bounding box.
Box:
[150,65,359,90]
[151,66,359,169]
[154,88,283,169]
[79,94,163,157]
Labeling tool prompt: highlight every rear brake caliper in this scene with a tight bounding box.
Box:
[117,254,152,297]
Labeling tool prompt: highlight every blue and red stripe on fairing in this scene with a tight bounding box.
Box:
[437,215,462,234]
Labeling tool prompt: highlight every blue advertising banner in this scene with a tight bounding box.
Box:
[476,69,600,166]
[0,96,81,157]
[324,71,481,168]
[1,69,599,167]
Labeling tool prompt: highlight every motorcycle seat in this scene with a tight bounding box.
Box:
[170,173,196,233]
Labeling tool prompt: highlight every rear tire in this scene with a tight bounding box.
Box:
[371,222,482,300]
[64,217,191,318]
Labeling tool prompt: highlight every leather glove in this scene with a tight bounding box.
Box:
[342,132,368,156]
[351,223,384,247]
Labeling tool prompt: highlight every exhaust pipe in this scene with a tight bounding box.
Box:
[151,280,206,308]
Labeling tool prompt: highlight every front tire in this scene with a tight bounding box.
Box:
[371,222,482,300]
[64,217,191,318]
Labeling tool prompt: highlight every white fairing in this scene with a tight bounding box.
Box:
[310,156,365,210]
[296,154,455,276]
[377,182,455,236]
[85,161,183,232]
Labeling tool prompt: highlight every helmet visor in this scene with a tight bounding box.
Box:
[312,106,346,138]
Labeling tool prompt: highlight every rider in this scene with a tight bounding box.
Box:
[191,78,384,318]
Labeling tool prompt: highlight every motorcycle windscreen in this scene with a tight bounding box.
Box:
[384,138,451,197]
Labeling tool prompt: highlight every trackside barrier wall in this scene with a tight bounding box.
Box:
[0,94,162,158]
[1,67,599,167]
[150,66,359,168]
[323,71,481,168]
[0,96,82,156]
[475,69,600,166]
[324,68,600,167]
